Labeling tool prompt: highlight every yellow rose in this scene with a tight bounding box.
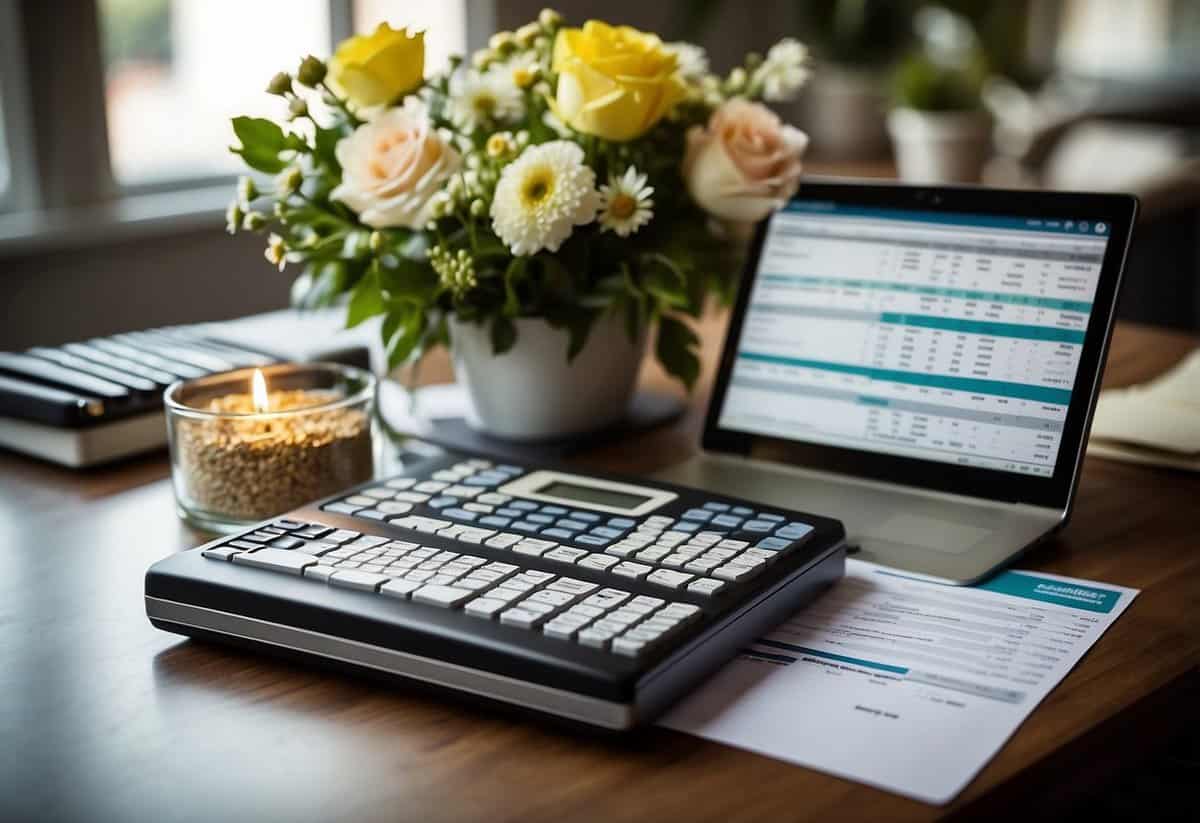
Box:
[551,20,687,142]
[329,24,424,108]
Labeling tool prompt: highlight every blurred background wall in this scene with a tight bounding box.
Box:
[2,0,1199,349]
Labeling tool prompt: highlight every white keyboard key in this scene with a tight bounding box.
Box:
[577,629,614,649]
[513,540,554,557]
[567,604,605,619]
[517,600,556,616]
[202,546,242,561]
[662,603,702,621]
[385,477,416,489]
[330,569,391,591]
[471,569,510,583]
[302,564,338,581]
[432,470,462,482]
[740,548,776,564]
[466,458,492,468]
[404,570,434,583]
[484,561,518,575]
[635,548,670,562]
[412,585,474,608]
[661,553,689,568]
[485,533,522,550]
[703,547,738,559]
[362,486,396,499]
[543,619,583,640]
[612,637,648,657]
[464,598,507,618]
[612,561,652,580]
[500,608,545,629]
[547,577,597,596]
[544,547,588,564]
[604,610,641,627]
[391,515,451,533]
[441,562,474,577]
[456,577,493,592]
[344,495,377,507]
[687,577,727,596]
[521,569,554,583]
[233,548,315,575]
[477,492,511,505]
[463,502,493,514]
[377,501,414,515]
[528,589,574,608]
[578,554,618,571]
[604,544,640,559]
[414,481,448,493]
[583,588,630,609]
[392,491,431,503]
[646,569,693,590]
[717,538,749,550]
[344,536,389,550]
[630,595,665,612]
[380,579,422,599]
[685,558,721,574]
[624,627,663,642]
[426,574,459,586]
[646,515,674,526]
[443,484,482,498]
[714,563,758,582]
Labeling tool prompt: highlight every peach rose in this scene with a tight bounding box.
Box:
[683,99,808,223]
[331,99,460,229]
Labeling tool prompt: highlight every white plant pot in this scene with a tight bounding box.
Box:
[448,313,648,441]
[802,66,889,160]
[887,107,993,184]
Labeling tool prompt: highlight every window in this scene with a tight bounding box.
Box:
[353,0,468,76]
[99,0,333,186]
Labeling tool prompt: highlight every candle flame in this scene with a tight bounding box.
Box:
[251,369,270,413]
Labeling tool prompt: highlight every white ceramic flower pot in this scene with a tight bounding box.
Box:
[448,313,648,441]
[887,107,993,184]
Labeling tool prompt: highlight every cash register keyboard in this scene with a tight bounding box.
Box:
[147,455,846,728]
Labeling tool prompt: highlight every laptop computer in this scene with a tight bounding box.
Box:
[655,182,1138,583]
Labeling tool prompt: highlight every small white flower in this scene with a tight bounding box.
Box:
[666,42,709,82]
[598,167,654,237]
[490,140,599,256]
[264,233,287,271]
[505,50,541,89]
[446,68,524,132]
[753,38,810,102]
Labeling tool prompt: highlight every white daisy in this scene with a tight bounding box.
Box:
[445,68,524,133]
[666,41,709,82]
[504,50,542,90]
[598,167,654,237]
[490,140,599,256]
[753,38,811,102]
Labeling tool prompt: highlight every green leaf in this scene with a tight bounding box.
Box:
[230,116,289,173]
[292,261,350,309]
[502,257,527,316]
[384,304,426,370]
[490,315,517,355]
[346,264,384,328]
[655,314,701,391]
[313,126,342,174]
[544,303,598,362]
[378,256,439,303]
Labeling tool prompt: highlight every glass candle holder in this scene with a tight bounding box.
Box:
[165,362,376,533]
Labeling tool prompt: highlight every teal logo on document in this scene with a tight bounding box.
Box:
[975,572,1121,613]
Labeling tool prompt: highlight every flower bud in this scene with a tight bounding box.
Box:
[237,175,259,206]
[264,234,287,270]
[728,67,747,90]
[515,22,541,46]
[533,36,549,51]
[266,72,293,96]
[469,198,486,217]
[241,211,267,231]
[538,8,562,29]
[287,97,309,119]
[225,200,243,235]
[471,49,494,70]
[369,230,385,253]
[489,31,515,52]
[745,52,763,69]
[425,220,438,232]
[296,55,327,88]
[276,166,303,195]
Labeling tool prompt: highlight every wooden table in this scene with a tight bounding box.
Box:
[2,320,1198,823]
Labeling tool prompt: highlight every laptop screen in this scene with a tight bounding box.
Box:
[716,201,1113,478]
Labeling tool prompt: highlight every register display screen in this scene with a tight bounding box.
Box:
[534,481,652,510]
[717,202,1112,476]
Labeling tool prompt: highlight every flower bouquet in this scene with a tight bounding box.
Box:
[227,9,810,438]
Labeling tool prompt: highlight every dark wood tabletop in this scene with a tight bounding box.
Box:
[2,319,1198,823]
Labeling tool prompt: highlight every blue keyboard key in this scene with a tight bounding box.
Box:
[731,506,754,516]
[681,509,713,521]
[464,476,499,486]
[575,534,610,547]
[608,517,637,529]
[511,500,539,511]
[541,528,575,540]
[428,496,459,509]
[777,523,813,540]
[541,505,568,516]
[590,526,624,539]
[675,521,701,532]
[570,511,601,522]
[511,521,542,533]
[497,464,524,474]
[496,507,523,517]
[743,520,774,532]
[758,513,785,522]
[527,513,555,524]
[712,514,743,529]
[703,501,730,511]
[756,536,792,551]
[480,516,513,528]
[443,508,477,522]
[557,519,588,530]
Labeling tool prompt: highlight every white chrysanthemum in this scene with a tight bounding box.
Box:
[490,140,599,255]
[598,167,654,237]
[666,41,709,82]
[753,38,811,102]
[446,68,524,132]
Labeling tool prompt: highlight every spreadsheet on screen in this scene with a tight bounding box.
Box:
[718,202,1112,476]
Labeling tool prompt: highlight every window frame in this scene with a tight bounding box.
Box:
[0,1,40,214]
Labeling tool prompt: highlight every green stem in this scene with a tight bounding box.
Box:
[319,81,363,127]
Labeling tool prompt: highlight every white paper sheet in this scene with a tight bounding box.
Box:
[661,559,1138,805]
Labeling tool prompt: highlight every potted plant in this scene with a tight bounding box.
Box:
[886,6,991,183]
[225,10,810,440]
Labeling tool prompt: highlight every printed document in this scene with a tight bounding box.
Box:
[661,559,1138,804]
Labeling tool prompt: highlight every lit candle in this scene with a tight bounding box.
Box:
[165,363,376,532]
